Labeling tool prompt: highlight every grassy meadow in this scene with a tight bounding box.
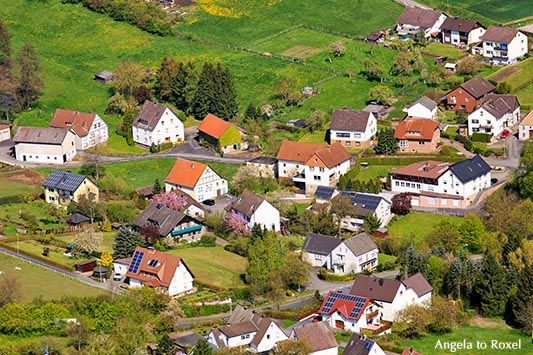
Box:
[167,246,247,289]
[0,253,108,302]
[387,212,462,244]
[488,58,533,95]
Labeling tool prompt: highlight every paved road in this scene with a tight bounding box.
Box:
[0,245,123,294]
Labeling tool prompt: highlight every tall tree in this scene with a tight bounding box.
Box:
[73,231,103,255]
[113,225,146,259]
[368,85,394,105]
[214,64,238,120]
[475,255,507,317]
[194,338,213,355]
[154,57,180,103]
[457,213,485,253]
[16,43,42,110]
[191,62,215,120]
[374,128,398,154]
[391,192,412,215]
[152,178,163,195]
[0,19,11,69]
[114,60,144,97]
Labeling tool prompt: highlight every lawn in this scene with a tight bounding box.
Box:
[387,212,462,243]
[418,0,532,24]
[422,43,466,60]
[378,253,397,265]
[488,58,533,98]
[176,0,404,47]
[298,129,329,144]
[354,165,393,181]
[0,253,108,303]
[0,170,43,198]
[0,201,65,235]
[166,246,246,290]
[395,326,531,355]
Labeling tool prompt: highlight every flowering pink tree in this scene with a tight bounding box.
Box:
[225,211,251,237]
[153,192,185,210]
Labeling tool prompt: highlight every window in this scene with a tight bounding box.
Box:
[356,142,360,146]
[416,183,421,189]
[442,199,447,205]
[406,182,411,188]
[336,132,350,138]
[429,197,436,205]
[346,141,351,147]
[472,119,479,124]
[309,166,315,171]
[400,182,405,187]
[319,167,325,172]
[395,181,399,186]
[267,335,270,340]
[353,133,361,138]
[428,186,434,192]
[400,140,408,147]
[418,141,425,146]
[480,111,484,116]
[313,176,321,181]
[465,97,470,103]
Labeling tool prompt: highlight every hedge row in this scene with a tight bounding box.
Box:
[360,156,465,166]
[0,195,21,205]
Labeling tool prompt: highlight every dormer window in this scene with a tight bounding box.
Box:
[148,259,160,267]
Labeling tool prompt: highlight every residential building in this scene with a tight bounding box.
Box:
[362,104,389,119]
[198,113,246,154]
[519,110,533,141]
[480,26,528,64]
[169,188,207,219]
[132,202,205,242]
[113,257,131,278]
[339,192,392,230]
[125,246,194,297]
[343,334,387,355]
[49,109,108,150]
[396,7,447,39]
[349,273,433,321]
[42,170,99,207]
[445,76,495,113]
[314,186,340,203]
[289,321,338,355]
[468,94,520,137]
[440,17,485,46]
[330,108,377,149]
[302,233,379,274]
[390,155,492,208]
[207,306,288,352]
[225,189,280,232]
[132,100,184,148]
[394,117,440,153]
[246,156,277,177]
[401,347,424,355]
[13,127,77,164]
[405,96,437,119]
[165,158,228,202]
[277,141,352,194]
[0,122,10,142]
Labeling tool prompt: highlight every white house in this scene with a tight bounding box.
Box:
[290,321,338,355]
[349,273,433,321]
[132,100,184,148]
[343,334,387,355]
[302,233,379,275]
[49,109,108,150]
[207,306,288,352]
[396,7,447,39]
[480,26,528,64]
[390,155,492,208]
[405,96,437,120]
[330,108,377,149]
[440,17,485,46]
[468,94,520,138]
[277,141,352,194]
[340,192,392,230]
[519,110,533,141]
[225,189,280,232]
[113,257,131,277]
[125,246,194,297]
[165,158,228,202]
[0,122,10,142]
[13,127,77,164]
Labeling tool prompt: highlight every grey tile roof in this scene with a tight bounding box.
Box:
[133,202,190,237]
[343,232,378,257]
[13,126,70,144]
[412,96,437,111]
[303,233,342,255]
[440,17,482,33]
[481,94,520,119]
[349,275,402,303]
[225,189,267,219]
[248,156,277,165]
[42,170,87,192]
[397,7,444,29]
[482,26,520,44]
[133,100,170,131]
[449,155,491,184]
[459,76,495,99]
[403,272,433,297]
[343,334,377,355]
[330,108,371,132]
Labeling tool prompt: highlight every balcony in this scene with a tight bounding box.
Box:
[366,309,379,320]
[171,225,203,236]
[292,173,306,183]
[361,320,392,335]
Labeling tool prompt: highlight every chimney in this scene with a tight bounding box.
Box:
[191,163,194,169]
[409,347,414,354]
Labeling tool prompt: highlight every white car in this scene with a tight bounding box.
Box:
[113,273,122,281]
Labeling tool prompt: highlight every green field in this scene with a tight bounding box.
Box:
[0,253,107,303]
[396,326,531,355]
[355,165,393,181]
[387,212,462,243]
[419,0,532,24]
[177,0,404,46]
[167,246,246,289]
[422,43,467,60]
[488,58,533,94]
[0,172,40,198]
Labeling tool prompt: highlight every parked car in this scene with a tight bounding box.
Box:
[499,129,509,139]
[491,178,498,185]
[202,199,215,206]
[113,273,122,281]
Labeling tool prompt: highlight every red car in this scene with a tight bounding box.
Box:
[499,129,510,139]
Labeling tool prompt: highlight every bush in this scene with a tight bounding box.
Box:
[439,145,453,156]
[199,234,216,247]
[471,132,491,143]
[317,268,356,281]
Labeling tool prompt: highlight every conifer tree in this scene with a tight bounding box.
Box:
[475,255,507,317]
[191,62,215,120]
[154,57,180,103]
[194,338,212,355]
[113,225,146,259]
[152,178,163,195]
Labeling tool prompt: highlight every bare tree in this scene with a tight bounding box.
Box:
[0,276,21,306]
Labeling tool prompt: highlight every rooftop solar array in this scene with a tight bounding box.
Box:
[128,251,144,273]
[365,341,373,350]
[321,291,368,319]
[315,186,336,200]
[42,170,87,192]
[341,191,382,210]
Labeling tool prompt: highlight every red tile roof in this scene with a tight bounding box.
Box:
[318,291,371,320]
[277,141,351,168]
[125,246,193,288]
[198,113,231,139]
[50,109,97,138]
[306,142,352,168]
[292,321,337,352]
[165,158,208,189]
[392,160,452,180]
[402,348,425,355]
[0,122,10,130]
[394,118,439,141]
[276,141,326,163]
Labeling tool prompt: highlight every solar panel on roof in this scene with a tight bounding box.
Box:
[129,251,144,273]
[315,186,336,200]
[365,341,372,350]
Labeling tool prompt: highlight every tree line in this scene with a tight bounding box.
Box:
[0,20,42,120]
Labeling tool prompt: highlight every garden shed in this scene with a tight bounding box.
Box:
[94,70,114,84]
[75,259,97,273]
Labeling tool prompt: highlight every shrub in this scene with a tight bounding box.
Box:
[439,145,453,156]
[471,132,491,143]
[199,234,216,247]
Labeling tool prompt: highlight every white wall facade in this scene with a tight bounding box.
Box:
[330,114,377,148]
[407,103,436,119]
[303,159,351,191]
[519,123,533,141]
[325,310,369,332]
[165,167,228,202]
[80,115,109,150]
[251,322,288,353]
[482,31,528,64]
[133,108,184,147]
[114,262,129,276]
[249,201,280,232]
[15,132,77,164]
[0,127,10,142]
[468,106,520,137]
[168,261,194,296]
